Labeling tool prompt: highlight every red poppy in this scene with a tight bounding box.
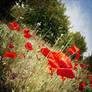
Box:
[24,29,30,34]
[9,44,14,48]
[25,42,33,50]
[42,51,73,69]
[12,22,18,26]
[42,43,45,47]
[24,33,32,39]
[38,45,41,49]
[67,48,74,55]
[33,37,36,40]
[41,48,50,57]
[37,38,39,41]
[67,45,80,55]
[79,81,86,92]
[87,64,91,69]
[14,26,21,32]
[89,76,92,80]
[41,48,74,79]
[48,59,57,68]
[32,33,35,36]
[90,85,92,88]
[72,45,80,53]
[57,68,75,79]
[75,53,80,61]
[8,23,15,30]
[80,64,85,69]
[52,52,73,68]
[3,51,17,58]
[8,22,21,31]
[74,66,77,71]
[74,63,78,66]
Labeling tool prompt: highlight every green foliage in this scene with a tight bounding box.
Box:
[19,0,70,44]
[10,5,27,23]
[0,0,24,20]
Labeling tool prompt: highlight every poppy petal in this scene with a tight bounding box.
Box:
[57,68,75,79]
[41,48,50,57]
[25,42,33,50]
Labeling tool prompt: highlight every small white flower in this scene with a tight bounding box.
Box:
[61,34,63,37]
[21,3,24,8]
[37,22,41,26]
[20,16,24,19]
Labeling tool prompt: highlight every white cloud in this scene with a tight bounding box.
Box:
[63,0,92,56]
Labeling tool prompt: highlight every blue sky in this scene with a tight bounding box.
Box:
[62,0,92,56]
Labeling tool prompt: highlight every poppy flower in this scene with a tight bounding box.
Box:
[8,22,21,31]
[57,68,75,79]
[90,85,92,88]
[67,48,74,55]
[74,66,77,71]
[58,59,72,68]
[3,51,17,58]
[41,48,50,57]
[8,23,15,30]
[24,33,32,39]
[14,26,21,32]
[12,22,18,26]
[79,81,86,92]
[87,64,91,69]
[24,29,33,39]
[24,29,30,34]
[32,33,35,36]
[25,42,33,50]
[37,38,39,41]
[80,64,85,69]
[43,51,72,69]
[42,43,45,47]
[38,45,41,49]
[75,53,80,61]
[52,52,73,68]
[74,63,78,66]
[9,44,14,48]
[67,45,80,55]
[48,59,57,68]
[33,37,36,40]
[72,45,80,53]
[89,76,92,80]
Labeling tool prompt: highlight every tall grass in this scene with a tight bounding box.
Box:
[0,22,91,92]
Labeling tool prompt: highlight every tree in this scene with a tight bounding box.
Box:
[0,0,24,20]
[20,0,70,44]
